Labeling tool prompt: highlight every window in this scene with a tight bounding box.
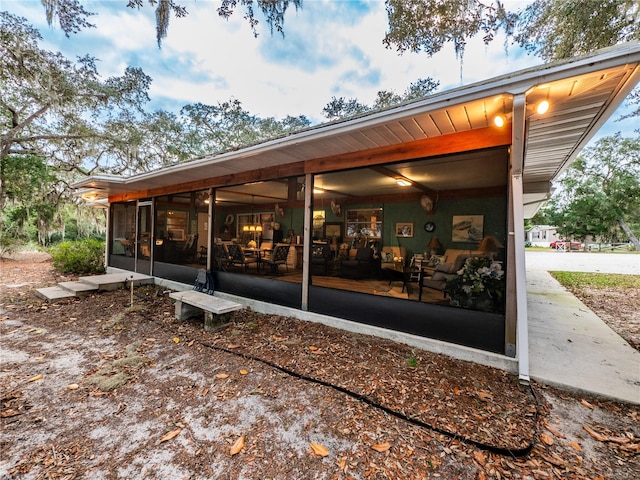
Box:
[345,208,382,239]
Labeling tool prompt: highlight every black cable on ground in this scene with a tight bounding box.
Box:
[200,340,540,458]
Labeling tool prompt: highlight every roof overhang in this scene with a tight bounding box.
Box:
[74,43,640,217]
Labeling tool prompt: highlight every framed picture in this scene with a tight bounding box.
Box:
[395,222,414,238]
[167,228,186,241]
[324,222,342,241]
[452,215,484,242]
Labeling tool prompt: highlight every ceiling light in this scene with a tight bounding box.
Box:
[493,115,505,128]
[395,178,411,187]
[536,100,550,115]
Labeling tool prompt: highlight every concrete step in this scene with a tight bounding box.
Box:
[78,273,154,291]
[58,281,98,297]
[35,286,76,301]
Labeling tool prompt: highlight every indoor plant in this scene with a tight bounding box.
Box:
[448,257,505,313]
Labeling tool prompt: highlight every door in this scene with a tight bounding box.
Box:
[136,201,153,274]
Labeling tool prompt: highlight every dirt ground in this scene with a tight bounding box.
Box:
[1,253,638,479]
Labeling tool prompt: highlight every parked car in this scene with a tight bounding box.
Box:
[550,241,582,250]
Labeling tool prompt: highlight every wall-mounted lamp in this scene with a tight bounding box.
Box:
[493,114,506,128]
[536,100,550,115]
[395,178,412,187]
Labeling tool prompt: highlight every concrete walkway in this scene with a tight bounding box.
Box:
[526,252,640,404]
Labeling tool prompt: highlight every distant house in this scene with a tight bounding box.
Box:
[526,225,561,248]
[74,43,640,383]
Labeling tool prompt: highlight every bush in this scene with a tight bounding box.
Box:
[50,239,106,274]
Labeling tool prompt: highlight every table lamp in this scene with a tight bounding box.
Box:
[427,237,442,258]
[478,236,504,260]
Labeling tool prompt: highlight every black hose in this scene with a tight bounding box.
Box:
[200,340,540,457]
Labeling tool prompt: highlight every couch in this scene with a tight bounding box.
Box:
[419,249,485,300]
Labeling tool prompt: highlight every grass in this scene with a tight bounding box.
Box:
[551,271,640,290]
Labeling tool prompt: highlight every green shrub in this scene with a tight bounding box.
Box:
[50,239,106,274]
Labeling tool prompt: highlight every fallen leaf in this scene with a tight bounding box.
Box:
[201,388,209,396]
[473,450,487,466]
[173,337,180,344]
[478,471,487,480]
[544,421,565,438]
[371,442,391,453]
[310,442,329,457]
[0,409,22,418]
[67,384,79,390]
[580,399,594,409]
[26,374,43,383]
[187,339,195,347]
[540,433,554,445]
[216,373,229,379]
[240,369,248,375]
[453,386,461,395]
[583,425,607,442]
[309,345,319,351]
[158,428,182,443]
[230,435,245,455]
[227,344,240,349]
[568,441,583,452]
[477,391,493,401]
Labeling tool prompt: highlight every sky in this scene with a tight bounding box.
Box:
[3,0,637,140]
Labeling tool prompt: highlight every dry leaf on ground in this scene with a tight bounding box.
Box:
[310,442,329,457]
[230,435,245,456]
[158,428,182,443]
[371,442,391,453]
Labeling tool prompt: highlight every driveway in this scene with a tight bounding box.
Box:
[524,250,640,404]
[525,250,640,275]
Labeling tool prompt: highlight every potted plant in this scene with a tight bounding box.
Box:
[447,257,505,313]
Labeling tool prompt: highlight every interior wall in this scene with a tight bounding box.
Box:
[384,195,508,258]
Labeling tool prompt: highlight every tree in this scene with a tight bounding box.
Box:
[513,0,640,61]
[322,77,440,120]
[384,1,639,60]
[41,0,303,46]
[1,12,151,247]
[384,0,516,60]
[537,134,640,250]
[181,100,310,155]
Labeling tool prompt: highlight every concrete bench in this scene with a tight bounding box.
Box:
[169,291,242,332]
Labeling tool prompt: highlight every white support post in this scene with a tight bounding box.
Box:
[511,173,530,383]
[510,92,530,383]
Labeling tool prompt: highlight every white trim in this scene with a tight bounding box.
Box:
[512,173,530,383]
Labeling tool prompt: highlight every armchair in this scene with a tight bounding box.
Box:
[380,246,407,270]
[226,243,258,271]
[179,234,198,263]
[341,247,374,279]
[261,243,291,275]
[311,242,331,275]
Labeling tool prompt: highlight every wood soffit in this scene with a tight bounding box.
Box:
[108,127,511,203]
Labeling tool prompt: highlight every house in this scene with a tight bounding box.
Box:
[74,43,640,382]
[526,225,561,248]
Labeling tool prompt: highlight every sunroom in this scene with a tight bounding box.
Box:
[74,43,640,378]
